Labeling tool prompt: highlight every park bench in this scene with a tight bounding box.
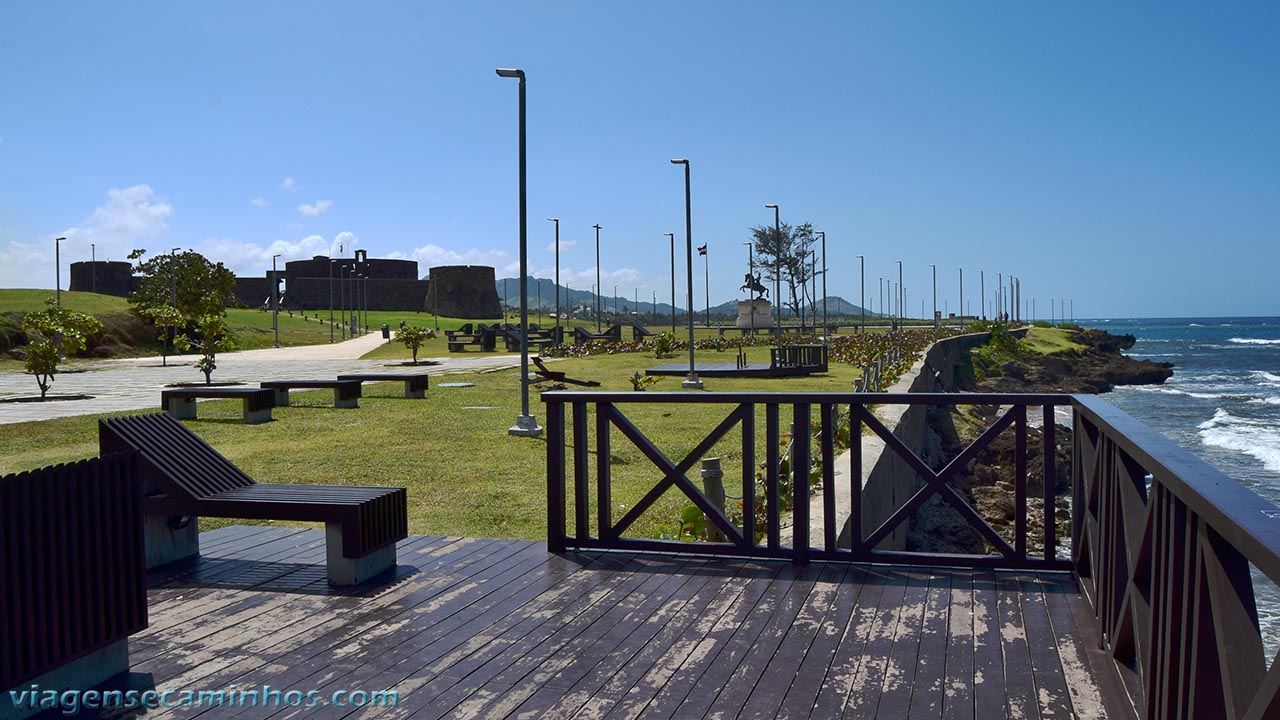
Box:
[260,379,361,408]
[531,356,600,387]
[612,323,653,342]
[337,372,430,398]
[498,327,557,352]
[160,386,275,424]
[573,326,621,344]
[99,412,408,585]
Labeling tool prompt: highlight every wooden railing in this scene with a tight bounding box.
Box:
[543,391,1073,569]
[1,452,148,689]
[770,344,828,372]
[1073,395,1280,719]
[542,390,1280,719]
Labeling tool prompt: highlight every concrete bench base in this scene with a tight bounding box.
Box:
[268,388,359,409]
[143,514,200,569]
[326,524,396,585]
[161,388,274,424]
[3,641,130,720]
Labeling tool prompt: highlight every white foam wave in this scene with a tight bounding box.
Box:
[1189,323,1204,327]
[1230,338,1280,345]
[1199,408,1280,474]
[1246,397,1280,406]
[1253,371,1280,386]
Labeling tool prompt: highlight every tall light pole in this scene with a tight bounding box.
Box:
[54,237,65,306]
[613,284,619,319]
[957,267,964,323]
[742,241,754,291]
[764,203,781,350]
[90,243,96,294]
[878,277,884,324]
[593,223,603,333]
[673,158,701,388]
[548,218,560,340]
[497,66,540,436]
[895,260,903,327]
[980,270,986,320]
[271,253,281,347]
[930,263,937,328]
[702,245,710,327]
[857,254,865,333]
[666,232,676,333]
[817,231,827,339]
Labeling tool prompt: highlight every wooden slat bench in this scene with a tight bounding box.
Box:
[160,386,275,424]
[260,379,361,408]
[99,412,408,585]
[337,372,430,399]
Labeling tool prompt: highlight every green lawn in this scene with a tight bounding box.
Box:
[1023,326,1085,355]
[0,347,861,542]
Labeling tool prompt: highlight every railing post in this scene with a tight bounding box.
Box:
[701,458,726,543]
[572,401,590,544]
[546,399,566,553]
[793,402,811,565]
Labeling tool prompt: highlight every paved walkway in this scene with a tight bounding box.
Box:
[0,333,521,425]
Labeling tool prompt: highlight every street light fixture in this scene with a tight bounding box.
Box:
[817,231,827,339]
[895,260,903,327]
[593,224,603,333]
[666,232,676,333]
[930,263,937,328]
[54,237,65,306]
[90,243,96,294]
[764,204,781,350]
[857,255,865,333]
[548,218,560,342]
[496,66,540,436]
[957,267,964,324]
[272,253,281,348]
[672,158,701,388]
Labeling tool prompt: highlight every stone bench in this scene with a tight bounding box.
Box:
[160,386,275,424]
[260,379,361,409]
[337,372,430,399]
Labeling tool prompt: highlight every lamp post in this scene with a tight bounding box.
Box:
[672,158,701,388]
[895,260,903,327]
[764,203,781,350]
[980,270,986,320]
[702,245,710,327]
[90,243,96,293]
[593,223,603,333]
[857,255,865,333]
[548,218,560,340]
[613,284,619,319]
[272,253,281,347]
[665,232,677,333]
[930,263,937,328]
[878,277,883,325]
[496,66,540,436]
[817,230,827,339]
[651,290,656,325]
[328,257,335,343]
[54,237,64,306]
[957,268,964,323]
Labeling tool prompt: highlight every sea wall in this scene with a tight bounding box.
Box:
[819,329,1027,551]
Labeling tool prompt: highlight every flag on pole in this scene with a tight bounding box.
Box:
[697,244,707,256]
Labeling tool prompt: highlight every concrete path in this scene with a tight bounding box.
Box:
[0,333,521,425]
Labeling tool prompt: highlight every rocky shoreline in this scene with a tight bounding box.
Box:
[905,326,1174,555]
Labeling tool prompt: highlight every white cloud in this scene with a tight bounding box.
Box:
[564,266,643,288]
[196,232,357,277]
[298,199,333,217]
[250,197,267,208]
[545,239,577,253]
[406,243,510,270]
[280,176,296,191]
[0,184,174,289]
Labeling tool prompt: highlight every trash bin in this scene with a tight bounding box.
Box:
[381,324,391,339]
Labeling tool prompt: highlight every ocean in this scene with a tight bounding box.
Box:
[1083,316,1280,648]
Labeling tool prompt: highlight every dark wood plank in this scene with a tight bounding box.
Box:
[996,571,1038,719]
[1018,574,1075,718]
[1045,572,1131,720]
[839,566,913,718]
[907,568,953,719]
[871,567,931,718]
[808,564,889,717]
[941,569,975,720]
[971,570,1006,719]
[738,562,850,719]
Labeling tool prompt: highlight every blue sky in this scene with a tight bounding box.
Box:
[2,2,1277,318]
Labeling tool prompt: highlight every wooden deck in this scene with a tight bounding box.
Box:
[121,526,1129,719]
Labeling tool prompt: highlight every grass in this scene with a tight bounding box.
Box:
[0,345,862,542]
[1022,327,1085,355]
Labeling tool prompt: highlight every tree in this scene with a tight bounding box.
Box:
[748,221,817,326]
[20,299,103,397]
[396,325,437,365]
[138,303,184,367]
[176,314,237,384]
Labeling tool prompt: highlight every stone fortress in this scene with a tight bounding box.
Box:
[70,255,501,319]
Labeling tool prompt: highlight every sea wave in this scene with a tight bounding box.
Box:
[1229,338,1280,345]
[1253,371,1280,386]
[1247,397,1280,406]
[1199,408,1280,474]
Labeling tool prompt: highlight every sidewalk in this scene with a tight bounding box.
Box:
[0,333,520,425]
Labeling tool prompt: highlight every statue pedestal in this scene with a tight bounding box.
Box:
[736,299,772,330]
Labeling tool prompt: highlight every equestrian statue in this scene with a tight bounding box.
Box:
[740,272,769,300]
